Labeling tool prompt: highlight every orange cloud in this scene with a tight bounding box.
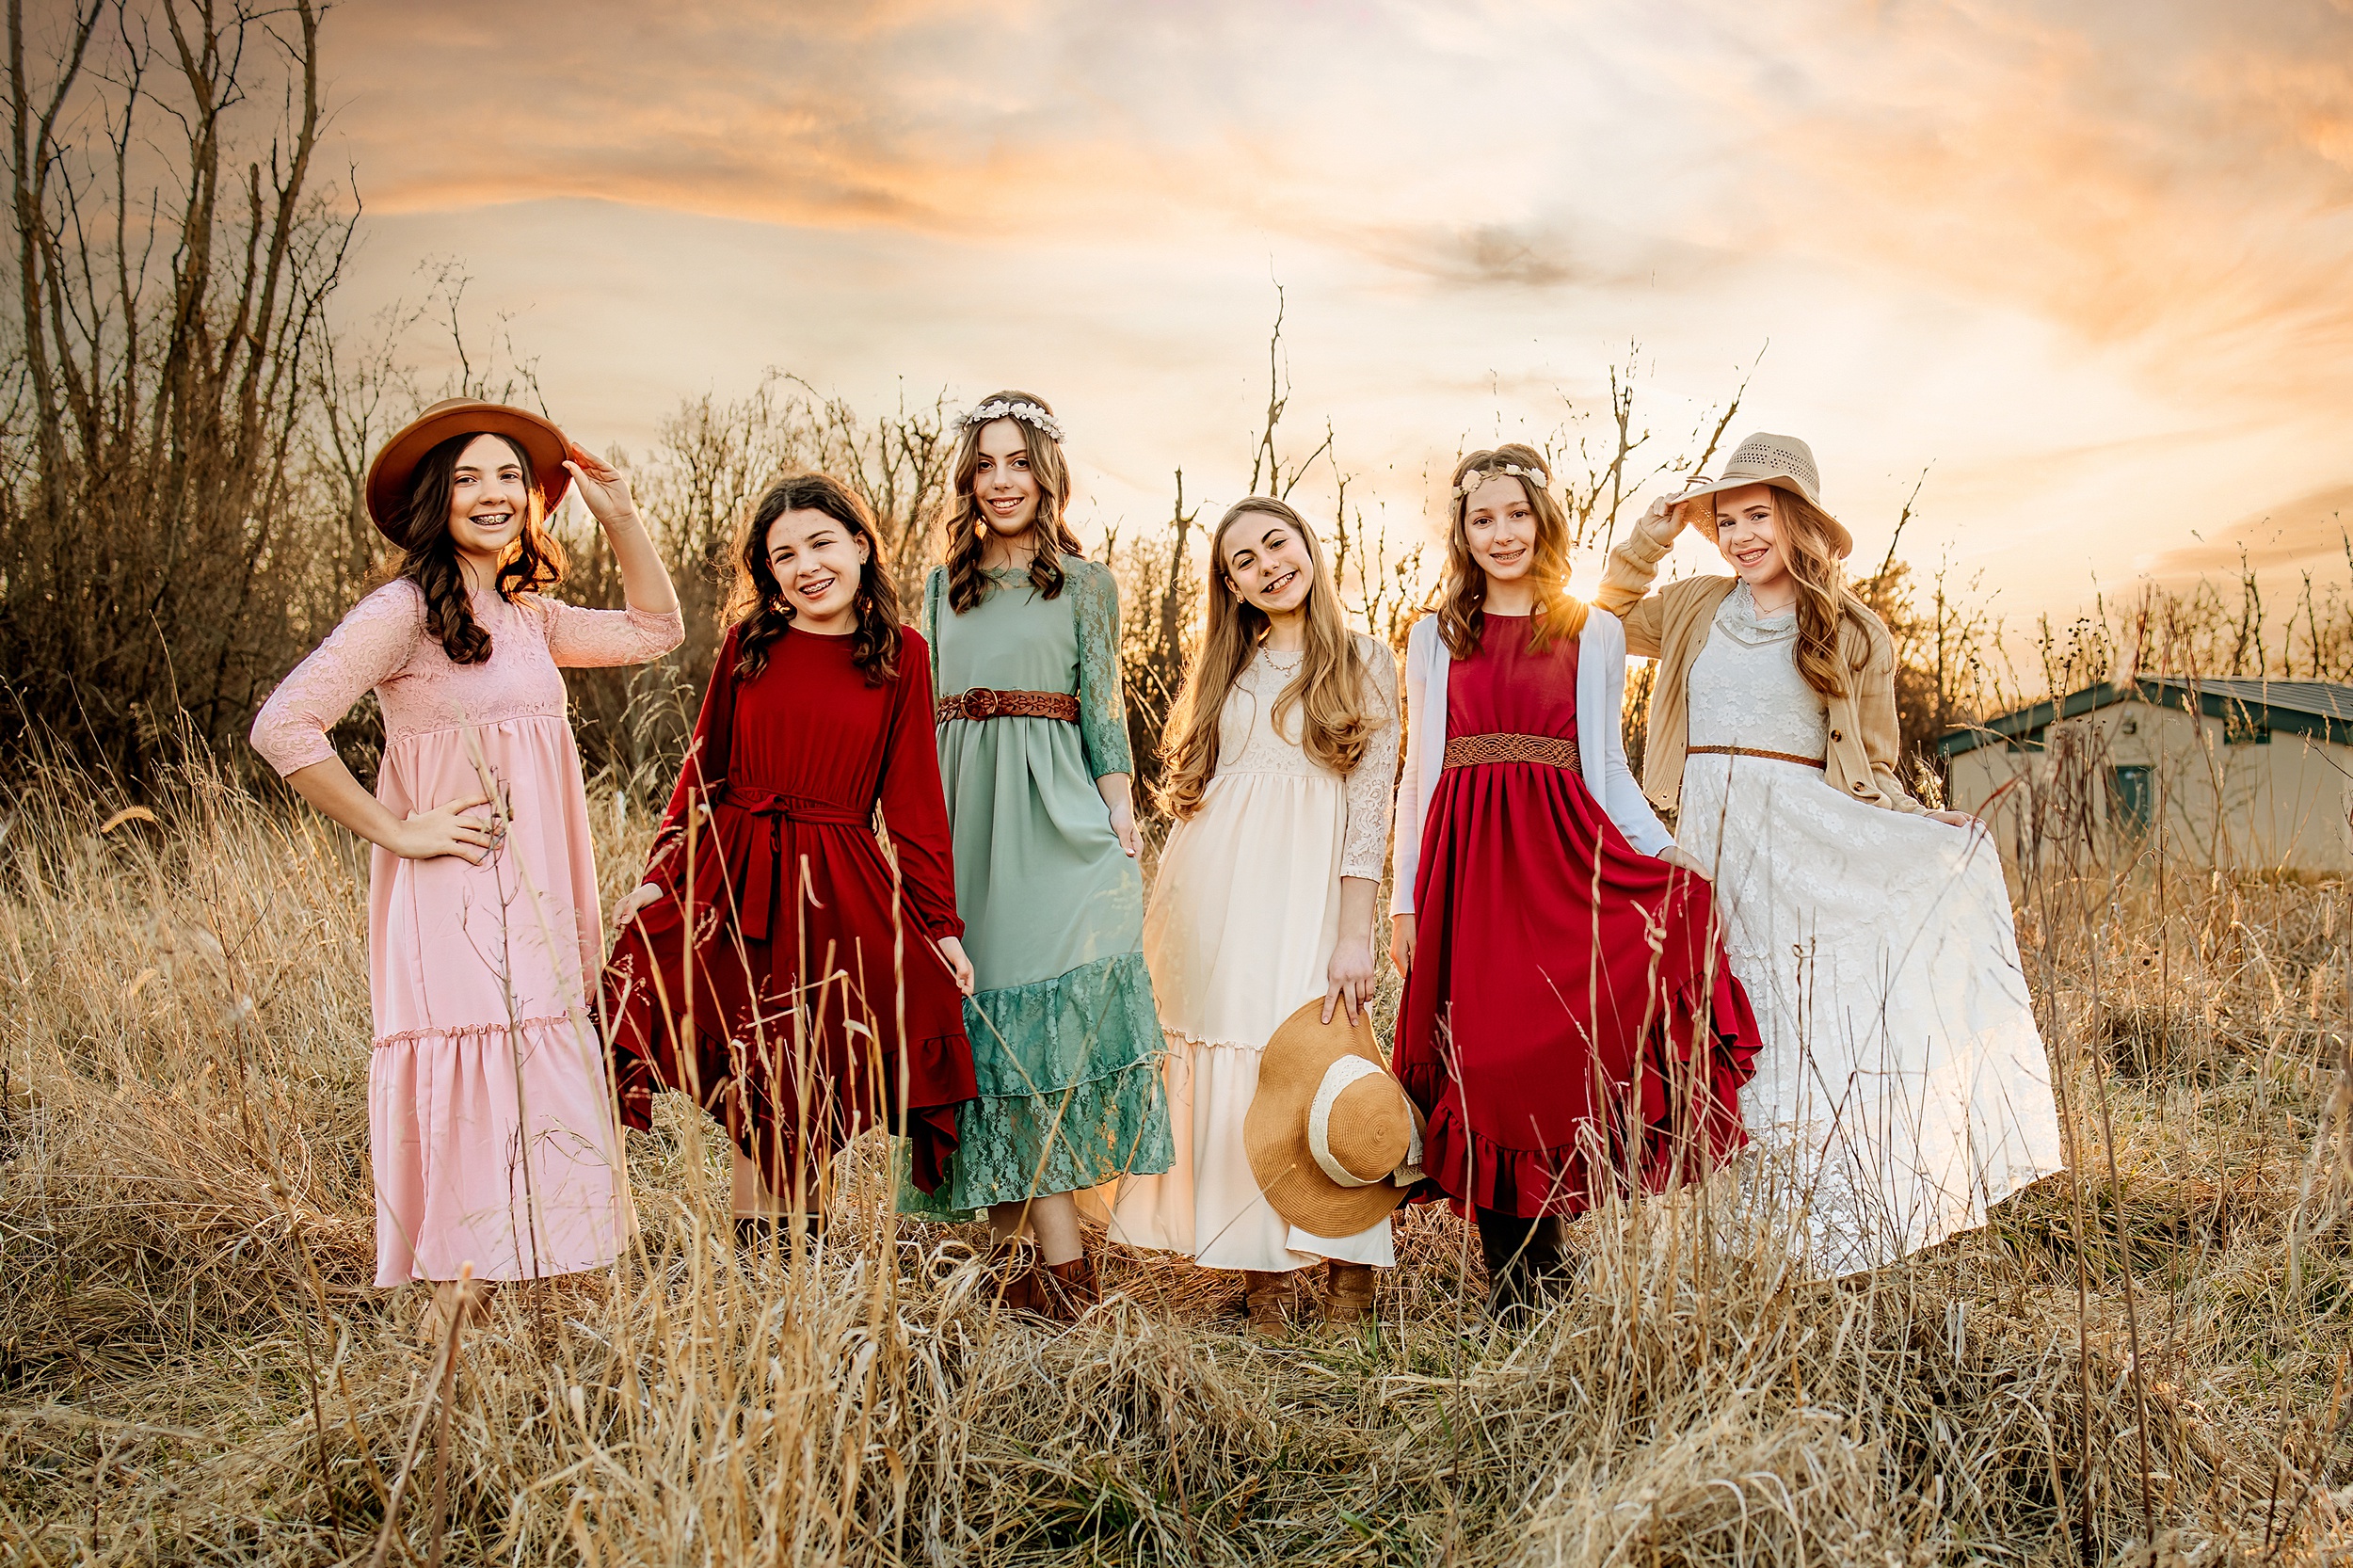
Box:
[2144,483,2353,578]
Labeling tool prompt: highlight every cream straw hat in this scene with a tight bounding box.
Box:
[1671,431,1853,559]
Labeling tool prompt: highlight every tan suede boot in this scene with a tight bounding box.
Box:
[1321,1260,1377,1326]
[1242,1269,1299,1336]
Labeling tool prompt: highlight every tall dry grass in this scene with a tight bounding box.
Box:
[4,737,2349,1566]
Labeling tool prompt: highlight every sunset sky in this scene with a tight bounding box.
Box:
[319,0,2353,641]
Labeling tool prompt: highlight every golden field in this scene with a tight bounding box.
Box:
[3,744,2349,1567]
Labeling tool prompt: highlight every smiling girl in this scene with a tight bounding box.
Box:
[600,473,976,1243]
[1389,445,1758,1317]
[893,392,1171,1320]
[1107,497,1400,1333]
[250,399,683,1326]
[1597,433,2064,1276]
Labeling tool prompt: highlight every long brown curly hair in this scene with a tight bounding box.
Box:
[730,472,902,687]
[938,389,1082,615]
[1678,483,1870,698]
[390,431,565,664]
[1432,444,1587,660]
[1157,497,1376,820]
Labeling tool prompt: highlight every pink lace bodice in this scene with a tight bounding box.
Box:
[250,580,685,776]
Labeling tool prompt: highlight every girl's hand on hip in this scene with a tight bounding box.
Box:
[611,881,663,927]
[1928,808,1981,831]
[1322,933,1378,1025]
[1107,799,1142,859]
[390,793,498,863]
[936,936,977,995]
[1388,913,1416,978]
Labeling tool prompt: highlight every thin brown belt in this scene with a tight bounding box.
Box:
[1688,744,1826,768]
[1442,732,1581,771]
[936,687,1080,725]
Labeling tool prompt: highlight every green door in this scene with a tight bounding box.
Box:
[2108,764,2153,835]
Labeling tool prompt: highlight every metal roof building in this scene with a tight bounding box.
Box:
[1938,677,2353,874]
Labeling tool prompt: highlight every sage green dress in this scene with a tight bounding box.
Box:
[895,557,1173,1218]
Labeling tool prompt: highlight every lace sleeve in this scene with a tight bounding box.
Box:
[1390,621,1433,918]
[526,596,686,668]
[1341,636,1401,881]
[248,583,424,776]
[1071,559,1133,778]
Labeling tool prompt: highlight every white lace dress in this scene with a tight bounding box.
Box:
[1110,637,1401,1272]
[1679,584,2066,1276]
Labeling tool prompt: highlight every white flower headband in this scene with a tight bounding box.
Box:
[1452,461,1547,500]
[959,398,1066,444]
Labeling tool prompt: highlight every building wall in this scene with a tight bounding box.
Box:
[1945,698,2353,875]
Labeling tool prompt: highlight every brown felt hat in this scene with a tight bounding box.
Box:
[1670,431,1853,559]
[1244,998,1425,1238]
[363,398,571,543]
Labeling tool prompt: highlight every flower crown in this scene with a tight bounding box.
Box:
[959,398,1066,444]
[1452,461,1547,501]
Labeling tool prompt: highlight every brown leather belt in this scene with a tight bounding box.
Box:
[1442,732,1581,771]
[1688,744,1825,769]
[936,687,1080,725]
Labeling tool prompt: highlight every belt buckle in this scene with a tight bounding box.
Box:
[964,686,1001,720]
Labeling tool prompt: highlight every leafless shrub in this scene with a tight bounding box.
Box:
[2,0,348,779]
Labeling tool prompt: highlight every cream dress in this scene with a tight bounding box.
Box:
[1679,584,2066,1276]
[1111,636,1401,1272]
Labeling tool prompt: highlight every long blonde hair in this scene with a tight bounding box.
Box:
[1157,497,1375,821]
[1433,444,1588,660]
[1679,483,1870,698]
[938,389,1082,613]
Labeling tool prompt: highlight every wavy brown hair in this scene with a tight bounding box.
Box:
[1157,497,1376,820]
[938,389,1082,614]
[390,431,565,664]
[1682,483,1871,698]
[730,472,903,687]
[1432,444,1587,660]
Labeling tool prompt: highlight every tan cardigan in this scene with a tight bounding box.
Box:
[1593,523,1927,818]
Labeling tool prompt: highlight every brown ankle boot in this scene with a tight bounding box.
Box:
[988,1242,1046,1315]
[1321,1260,1377,1326]
[1039,1254,1099,1321]
[1242,1269,1298,1336]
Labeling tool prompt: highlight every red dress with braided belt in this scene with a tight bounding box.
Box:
[600,623,977,1194]
[1393,615,1758,1219]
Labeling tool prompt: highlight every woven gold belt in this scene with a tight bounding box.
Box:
[936,687,1080,724]
[1442,732,1581,771]
[1687,744,1826,769]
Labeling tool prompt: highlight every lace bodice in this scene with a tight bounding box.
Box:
[1687,583,1829,757]
[250,580,684,776]
[1212,633,1400,880]
[922,558,1133,779]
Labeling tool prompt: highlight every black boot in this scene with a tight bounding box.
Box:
[1476,1208,1566,1321]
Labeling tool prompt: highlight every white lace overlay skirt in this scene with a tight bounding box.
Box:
[1108,770,1392,1272]
[1678,755,2067,1276]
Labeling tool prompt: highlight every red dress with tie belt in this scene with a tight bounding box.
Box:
[600,623,978,1194]
[1392,614,1758,1219]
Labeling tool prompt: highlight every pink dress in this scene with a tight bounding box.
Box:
[251,580,684,1286]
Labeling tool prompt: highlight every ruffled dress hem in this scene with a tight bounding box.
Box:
[1406,969,1759,1219]
[612,1025,971,1196]
[896,949,1174,1218]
